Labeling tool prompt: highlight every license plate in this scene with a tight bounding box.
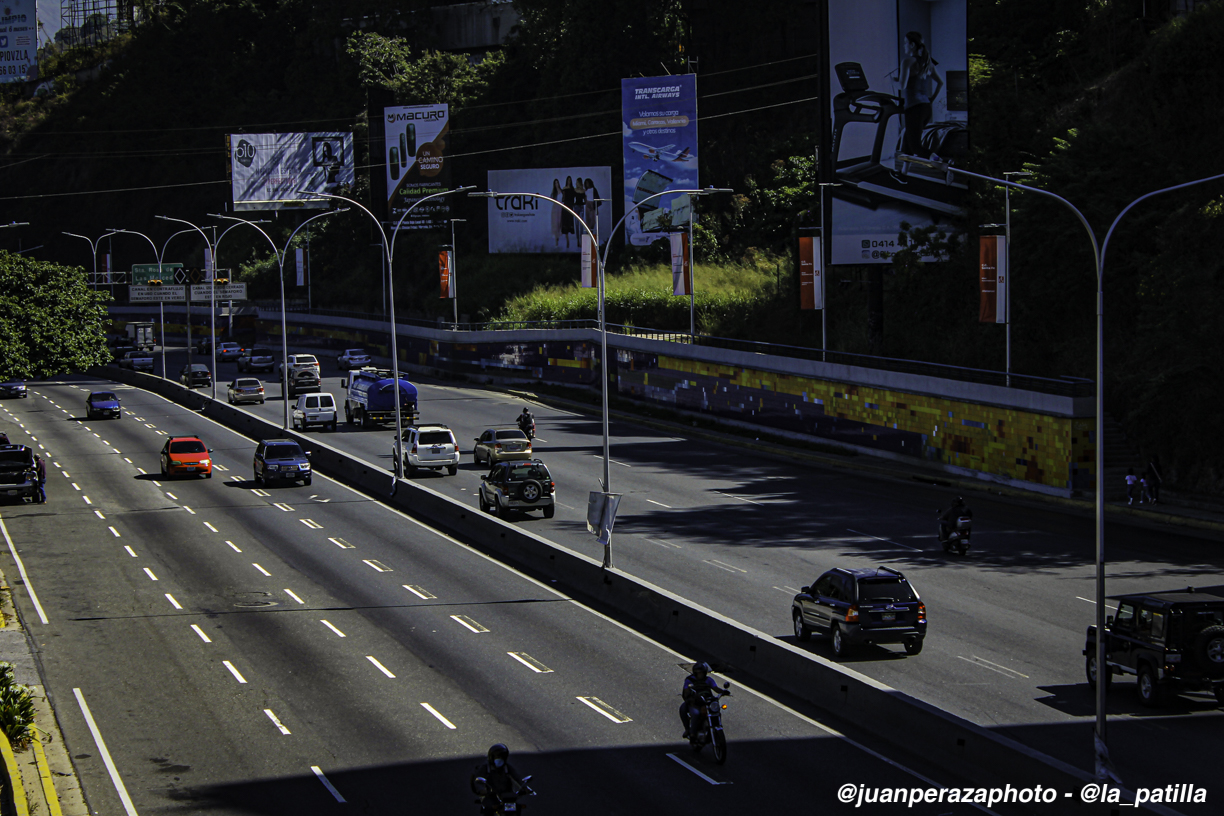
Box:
[881,612,895,621]
[430,446,442,453]
[184,466,195,471]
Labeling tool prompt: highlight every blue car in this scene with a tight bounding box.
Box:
[85,391,121,420]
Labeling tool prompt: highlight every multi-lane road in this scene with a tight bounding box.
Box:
[0,376,999,814]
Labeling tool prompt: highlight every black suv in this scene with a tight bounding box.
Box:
[287,367,321,398]
[0,445,40,503]
[792,566,927,657]
[479,459,556,519]
[253,439,312,487]
[1084,585,1224,707]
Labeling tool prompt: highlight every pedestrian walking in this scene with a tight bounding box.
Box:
[1125,467,1139,506]
[1139,474,1152,505]
[1145,459,1163,504]
[35,454,46,503]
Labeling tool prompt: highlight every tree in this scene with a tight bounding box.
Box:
[346,32,504,107]
[0,252,112,380]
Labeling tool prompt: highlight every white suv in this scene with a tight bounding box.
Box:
[394,424,459,476]
[291,392,337,432]
[280,354,320,378]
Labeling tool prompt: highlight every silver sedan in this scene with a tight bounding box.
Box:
[226,378,266,405]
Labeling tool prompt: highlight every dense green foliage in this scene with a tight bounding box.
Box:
[0,252,112,379]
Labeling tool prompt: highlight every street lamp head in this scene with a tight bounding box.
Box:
[468,191,499,198]
[694,187,734,196]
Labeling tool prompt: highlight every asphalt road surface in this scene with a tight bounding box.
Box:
[0,378,1007,815]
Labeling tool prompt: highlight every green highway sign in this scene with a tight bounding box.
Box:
[130,263,183,285]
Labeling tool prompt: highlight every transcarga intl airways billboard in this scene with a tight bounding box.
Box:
[485,168,614,254]
[621,75,698,246]
[384,104,451,230]
[0,1,37,84]
[228,133,354,211]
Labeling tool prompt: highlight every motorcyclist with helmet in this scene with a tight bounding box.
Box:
[679,661,721,739]
[470,743,529,814]
[939,496,972,542]
[517,407,535,438]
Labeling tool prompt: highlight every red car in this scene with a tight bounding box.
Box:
[160,436,213,479]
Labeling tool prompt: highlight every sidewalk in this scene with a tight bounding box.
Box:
[0,567,88,816]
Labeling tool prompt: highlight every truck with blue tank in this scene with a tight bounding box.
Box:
[341,367,419,428]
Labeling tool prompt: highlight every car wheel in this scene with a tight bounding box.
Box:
[1193,625,1224,678]
[831,624,848,658]
[473,447,482,464]
[254,469,263,486]
[1085,653,1112,690]
[160,462,167,477]
[1214,684,1224,706]
[793,611,812,642]
[1136,662,1161,707]
[345,404,353,425]
[903,637,924,656]
[490,496,502,518]
[330,421,337,432]
[712,729,727,765]
[520,480,542,502]
[447,465,457,476]
[543,504,555,519]
[479,492,489,513]
[303,476,312,486]
[405,464,417,478]
[260,399,265,404]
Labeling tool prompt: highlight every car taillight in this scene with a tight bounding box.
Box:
[845,605,859,623]
[494,443,502,449]
[411,444,418,454]
[917,602,926,622]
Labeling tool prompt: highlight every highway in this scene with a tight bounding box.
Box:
[0,377,991,815]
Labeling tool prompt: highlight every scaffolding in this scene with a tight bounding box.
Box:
[58,0,136,49]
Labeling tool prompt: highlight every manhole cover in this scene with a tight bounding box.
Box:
[233,591,277,608]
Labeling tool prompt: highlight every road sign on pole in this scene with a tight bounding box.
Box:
[190,283,247,301]
[130,285,187,302]
[130,264,183,285]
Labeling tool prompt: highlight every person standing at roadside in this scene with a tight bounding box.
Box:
[35,454,46,503]
[1125,467,1139,506]
[1145,459,1163,504]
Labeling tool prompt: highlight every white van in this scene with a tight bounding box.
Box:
[292,392,337,432]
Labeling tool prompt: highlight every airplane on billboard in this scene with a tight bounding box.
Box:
[628,143,694,163]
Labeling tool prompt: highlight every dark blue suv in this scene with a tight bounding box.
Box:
[253,439,311,487]
[792,566,926,657]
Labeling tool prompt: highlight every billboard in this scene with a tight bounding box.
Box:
[384,104,451,230]
[229,133,354,211]
[486,168,614,254]
[0,1,36,84]
[827,0,968,264]
[621,75,698,246]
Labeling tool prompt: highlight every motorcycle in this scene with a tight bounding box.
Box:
[516,415,535,439]
[473,775,535,814]
[687,684,731,765]
[938,513,973,555]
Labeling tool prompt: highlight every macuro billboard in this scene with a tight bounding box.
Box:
[384,104,451,230]
[486,168,614,254]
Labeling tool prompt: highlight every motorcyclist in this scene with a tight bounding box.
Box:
[470,743,527,814]
[517,407,535,436]
[939,496,972,541]
[679,661,721,739]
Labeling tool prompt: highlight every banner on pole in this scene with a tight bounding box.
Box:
[580,234,597,288]
[798,236,823,310]
[979,235,1006,323]
[295,248,305,287]
[621,74,699,246]
[439,250,454,298]
[670,232,691,296]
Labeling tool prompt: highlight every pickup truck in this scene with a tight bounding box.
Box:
[117,350,154,372]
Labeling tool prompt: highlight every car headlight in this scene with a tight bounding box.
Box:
[267,464,279,471]
[200,459,210,466]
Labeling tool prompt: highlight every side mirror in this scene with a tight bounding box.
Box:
[340,379,347,388]
[480,475,487,481]
[305,451,312,459]
[208,448,213,453]
[800,586,810,594]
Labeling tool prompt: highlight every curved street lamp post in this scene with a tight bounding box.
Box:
[899,154,1224,783]
[107,227,196,379]
[471,186,732,567]
[63,230,117,292]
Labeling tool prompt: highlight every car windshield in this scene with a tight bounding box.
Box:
[169,440,206,454]
[419,431,453,445]
[91,392,117,401]
[265,444,304,459]
[858,579,916,603]
[496,430,528,441]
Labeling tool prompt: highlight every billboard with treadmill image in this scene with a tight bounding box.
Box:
[827,0,968,264]
[621,75,698,246]
[384,104,451,230]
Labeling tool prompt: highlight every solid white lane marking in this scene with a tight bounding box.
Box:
[0,519,49,624]
[264,709,291,735]
[420,703,456,729]
[191,625,211,643]
[329,537,355,549]
[143,568,158,581]
[590,454,632,467]
[366,656,396,678]
[1076,595,1118,610]
[957,655,1030,679]
[311,766,346,803]
[94,510,106,519]
[320,620,346,638]
[203,522,218,532]
[576,696,632,723]
[124,546,137,557]
[404,585,435,600]
[507,652,553,673]
[667,753,730,785]
[300,518,323,529]
[846,527,922,552]
[284,589,304,604]
[226,541,242,552]
[165,594,182,610]
[223,661,248,684]
[73,689,139,816]
[363,559,390,572]
[450,615,489,633]
[252,563,271,577]
[646,499,672,508]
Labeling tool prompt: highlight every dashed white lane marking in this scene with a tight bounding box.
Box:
[647,538,682,549]
[273,502,294,512]
[1076,596,1118,610]
[846,527,923,552]
[123,546,137,558]
[576,696,632,723]
[92,433,100,438]
[223,661,248,684]
[82,496,93,505]
[329,537,354,549]
[252,563,271,577]
[590,454,633,467]
[123,458,132,464]
[300,519,323,529]
[143,568,158,581]
[214,464,228,472]
[264,709,290,735]
[420,703,457,729]
[226,541,241,552]
[957,655,1030,679]
[60,470,68,477]
[165,492,177,500]
[667,753,730,785]
[203,522,218,532]
[320,620,346,638]
[450,615,489,633]
[311,766,345,803]
[137,468,147,475]
[773,585,800,594]
[165,594,182,610]
[184,506,196,515]
[94,510,105,519]
[704,559,746,574]
[404,585,435,600]
[366,656,396,678]
[71,483,80,491]
[507,652,553,673]
[646,499,672,508]
[252,489,270,497]
[144,423,155,428]
[73,689,139,816]
[284,589,304,604]
[363,559,391,573]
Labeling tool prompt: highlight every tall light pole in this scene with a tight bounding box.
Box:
[63,230,116,291]
[900,154,1224,783]
[296,187,475,484]
[472,186,732,567]
[157,215,223,399]
[448,218,467,325]
[212,209,348,430]
[108,227,187,380]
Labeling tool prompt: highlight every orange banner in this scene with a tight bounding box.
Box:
[979,236,1005,323]
[798,236,822,310]
[439,250,454,299]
